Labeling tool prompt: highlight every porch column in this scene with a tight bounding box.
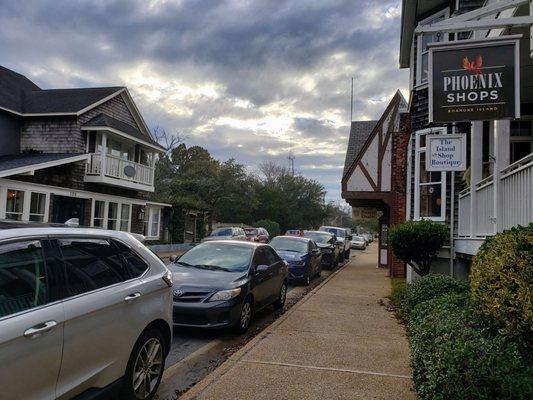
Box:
[470,121,483,238]
[101,132,108,178]
[493,120,510,233]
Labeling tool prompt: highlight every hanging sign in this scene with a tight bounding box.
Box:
[429,37,520,123]
[352,207,378,219]
[425,134,467,171]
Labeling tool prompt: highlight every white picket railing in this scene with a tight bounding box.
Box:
[86,153,154,187]
[456,154,533,239]
[500,153,533,231]
[458,188,470,237]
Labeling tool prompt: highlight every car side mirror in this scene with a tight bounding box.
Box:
[255,264,269,273]
[348,235,353,241]
[169,254,179,263]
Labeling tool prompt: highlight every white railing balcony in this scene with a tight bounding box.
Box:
[85,153,155,192]
[456,153,533,239]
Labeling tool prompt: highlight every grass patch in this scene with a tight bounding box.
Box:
[390,277,406,308]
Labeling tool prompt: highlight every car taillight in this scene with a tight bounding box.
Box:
[162,269,173,287]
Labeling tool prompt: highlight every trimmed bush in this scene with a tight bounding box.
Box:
[254,219,280,237]
[408,293,533,400]
[401,274,469,318]
[390,278,406,308]
[471,224,533,348]
[389,220,448,276]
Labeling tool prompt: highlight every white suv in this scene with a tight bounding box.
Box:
[0,228,173,400]
[319,226,352,261]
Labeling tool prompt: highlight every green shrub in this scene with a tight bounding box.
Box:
[401,274,469,318]
[254,219,281,237]
[409,293,533,400]
[471,224,533,348]
[389,220,448,276]
[390,278,406,308]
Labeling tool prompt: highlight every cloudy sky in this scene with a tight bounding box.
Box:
[0,0,408,202]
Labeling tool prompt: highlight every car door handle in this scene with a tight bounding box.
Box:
[124,292,141,303]
[24,320,57,338]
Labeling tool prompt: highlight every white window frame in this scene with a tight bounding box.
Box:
[119,203,132,232]
[414,127,447,221]
[144,206,161,239]
[415,8,450,88]
[29,191,48,222]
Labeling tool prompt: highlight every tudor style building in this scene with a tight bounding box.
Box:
[0,66,169,239]
[342,91,410,277]
[399,0,533,280]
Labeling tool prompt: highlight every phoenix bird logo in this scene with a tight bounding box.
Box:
[462,55,483,75]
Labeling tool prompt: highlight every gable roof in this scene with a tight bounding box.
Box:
[0,65,41,113]
[23,87,124,114]
[0,65,123,115]
[342,90,408,184]
[343,120,378,177]
[83,113,165,151]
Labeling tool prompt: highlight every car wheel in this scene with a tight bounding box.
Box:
[273,281,287,310]
[235,297,253,333]
[121,329,165,400]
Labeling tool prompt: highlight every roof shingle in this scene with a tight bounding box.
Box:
[343,120,378,177]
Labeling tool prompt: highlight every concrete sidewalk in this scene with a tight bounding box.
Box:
[180,245,415,399]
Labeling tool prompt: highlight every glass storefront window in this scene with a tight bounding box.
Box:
[29,193,46,222]
[93,200,105,228]
[120,204,130,231]
[6,190,24,220]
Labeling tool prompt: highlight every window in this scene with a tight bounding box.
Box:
[263,247,280,265]
[150,207,161,238]
[416,9,449,86]
[96,133,134,161]
[58,238,129,296]
[0,241,47,318]
[414,129,447,221]
[93,200,105,228]
[112,240,149,278]
[510,121,533,164]
[120,204,130,232]
[5,190,24,221]
[107,202,118,230]
[29,193,46,222]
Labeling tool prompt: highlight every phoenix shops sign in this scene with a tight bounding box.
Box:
[429,38,520,123]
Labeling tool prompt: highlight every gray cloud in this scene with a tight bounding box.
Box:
[0,0,408,202]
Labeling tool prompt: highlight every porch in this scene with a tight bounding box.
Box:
[456,120,533,255]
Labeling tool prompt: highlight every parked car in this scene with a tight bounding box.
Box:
[269,236,321,286]
[244,227,269,243]
[168,241,288,333]
[285,229,303,237]
[319,226,351,261]
[202,227,246,242]
[303,230,341,269]
[0,228,173,400]
[351,235,367,250]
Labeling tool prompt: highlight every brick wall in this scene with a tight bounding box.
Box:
[389,113,411,278]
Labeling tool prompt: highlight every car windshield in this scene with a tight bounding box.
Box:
[322,227,345,238]
[303,232,332,244]
[353,236,365,241]
[244,228,258,236]
[177,243,253,272]
[270,237,308,253]
[210,228,232,237]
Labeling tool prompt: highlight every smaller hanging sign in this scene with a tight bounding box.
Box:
[425,134,467,172]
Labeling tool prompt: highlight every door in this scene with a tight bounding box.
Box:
[250,247,273,308]
[0,239,65,400]
[308,241,321,274]
[54,237,147,399]
[262,246,285,300]
[51,195,86,225]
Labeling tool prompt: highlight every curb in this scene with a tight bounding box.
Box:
[178,258,352,399]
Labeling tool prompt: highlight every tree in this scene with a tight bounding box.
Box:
[389,220,448,276]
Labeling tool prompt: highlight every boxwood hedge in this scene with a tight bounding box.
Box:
[471,224,533,348]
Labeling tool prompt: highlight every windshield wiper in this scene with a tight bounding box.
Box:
[193,264,232,272]
[176,261,193,267]
[276,249,301,253]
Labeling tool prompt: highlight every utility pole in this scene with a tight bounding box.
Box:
[288,135,295,175]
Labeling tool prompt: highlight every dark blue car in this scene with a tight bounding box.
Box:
[269,236,322,286]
